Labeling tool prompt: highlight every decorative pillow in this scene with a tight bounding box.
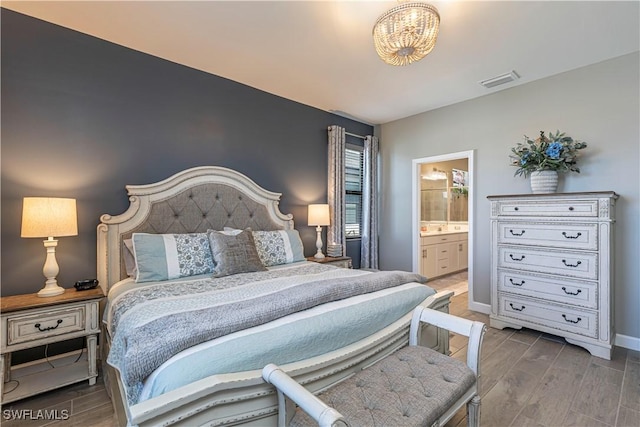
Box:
[207,230,267,277]
[132,233,215,283]
[252,230,305,267]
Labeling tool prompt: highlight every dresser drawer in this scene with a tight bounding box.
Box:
[498,295,597,338]
[498,270,597,309]
[498,246,598,280]
[6,305,86,346]
[498,222,598,250]
[496,200,599,217]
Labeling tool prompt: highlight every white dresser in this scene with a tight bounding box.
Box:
[487,192,617,359]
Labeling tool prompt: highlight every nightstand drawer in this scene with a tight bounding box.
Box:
[6,305,86,346]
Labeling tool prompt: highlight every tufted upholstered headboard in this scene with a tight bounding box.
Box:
[96,166,294,294]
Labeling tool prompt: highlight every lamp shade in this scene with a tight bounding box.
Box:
[21,197,78,238]
[308,204,330,226]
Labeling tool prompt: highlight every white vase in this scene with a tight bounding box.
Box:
[530,170,558,194]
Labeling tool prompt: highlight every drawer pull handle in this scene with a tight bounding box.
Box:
[34,319,63,332]
[509,303,525,312]
[562,232,582,239]
[562,314,582,324]
[568,207,574,211]
[509,278,525,286]
[509,254,526,261]
[514,207,519,211]
[562,287,582,296]
[562,259,582,268]
[509,229,525,236]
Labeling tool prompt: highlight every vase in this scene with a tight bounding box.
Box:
[529,170,558,194]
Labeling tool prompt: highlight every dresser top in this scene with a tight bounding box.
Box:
[487,191,618,200]
[1,288,104,313]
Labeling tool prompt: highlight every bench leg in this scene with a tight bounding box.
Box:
[467,395,481,427]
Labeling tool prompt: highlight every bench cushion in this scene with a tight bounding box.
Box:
[291,345,476,427]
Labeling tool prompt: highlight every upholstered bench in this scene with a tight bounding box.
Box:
[263,306,486,427]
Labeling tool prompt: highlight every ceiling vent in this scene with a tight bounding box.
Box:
[479,70,520,89]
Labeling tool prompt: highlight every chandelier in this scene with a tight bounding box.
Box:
[372,1,440,66]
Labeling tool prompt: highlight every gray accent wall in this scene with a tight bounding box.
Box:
[1,9,371,296]
[379,52,640,343]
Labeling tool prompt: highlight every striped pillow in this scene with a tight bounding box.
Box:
[131,233,215,283]
[252,230,305,267]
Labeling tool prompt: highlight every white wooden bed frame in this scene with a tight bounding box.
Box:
[97,166,453,426]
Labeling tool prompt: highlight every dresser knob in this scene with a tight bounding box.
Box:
[509,278,525,286]
[509,303,525,312]
[562,287,582,296]
[562,231,582,239]
[562,314,582,324]
[562,259,582,268]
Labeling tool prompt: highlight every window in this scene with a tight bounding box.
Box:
[345,145,363,238]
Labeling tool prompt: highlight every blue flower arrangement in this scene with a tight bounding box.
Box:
[510,130,587,177]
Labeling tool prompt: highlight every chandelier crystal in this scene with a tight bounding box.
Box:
[373,1,440,66]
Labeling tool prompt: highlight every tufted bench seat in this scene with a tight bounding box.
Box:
[263,306,486,427]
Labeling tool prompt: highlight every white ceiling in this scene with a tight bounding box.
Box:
[4,1,639,125]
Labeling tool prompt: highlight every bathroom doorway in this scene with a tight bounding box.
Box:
[411,150,475,307]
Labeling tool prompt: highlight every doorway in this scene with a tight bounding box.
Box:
[411,150,476,308]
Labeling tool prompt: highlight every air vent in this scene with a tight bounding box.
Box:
[479,70,520,89]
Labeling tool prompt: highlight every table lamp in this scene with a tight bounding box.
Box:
[308,204,330,259]
[21,197,78,297]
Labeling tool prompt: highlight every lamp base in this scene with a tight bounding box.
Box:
[38,238,65,297]
[314,226,326,259]
[37,282,65,297]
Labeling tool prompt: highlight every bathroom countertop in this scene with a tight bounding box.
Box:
[420,229,468,237]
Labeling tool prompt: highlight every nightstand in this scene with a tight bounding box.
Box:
[0,288,103,404]
[306,256,353,269]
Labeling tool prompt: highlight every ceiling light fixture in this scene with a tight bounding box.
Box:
[373,1,440,66]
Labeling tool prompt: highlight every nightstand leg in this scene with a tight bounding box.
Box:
[0,354,4,398]
[2,353,11,381]
[87,334,97,385]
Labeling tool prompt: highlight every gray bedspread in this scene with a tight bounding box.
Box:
[106,263,426,404]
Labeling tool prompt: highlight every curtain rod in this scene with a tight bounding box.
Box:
[346,131,366,140]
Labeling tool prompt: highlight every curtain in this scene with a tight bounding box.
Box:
[361,135,379,269]
[327,125,346,256]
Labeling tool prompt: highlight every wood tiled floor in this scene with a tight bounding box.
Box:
[442,276,640,427]
[2,274,638,426]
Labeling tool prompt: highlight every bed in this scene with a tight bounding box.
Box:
[97,166,453,426]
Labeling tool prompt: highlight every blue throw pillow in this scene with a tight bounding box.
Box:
[132,233,215,283]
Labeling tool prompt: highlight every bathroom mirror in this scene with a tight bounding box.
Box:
[420,165,468,224]
[420,177,448,222]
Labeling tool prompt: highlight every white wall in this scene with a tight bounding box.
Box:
[379,52,640,344]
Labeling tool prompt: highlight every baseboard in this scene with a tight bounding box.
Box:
[615,333,640,351]
[468,300,490,314]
